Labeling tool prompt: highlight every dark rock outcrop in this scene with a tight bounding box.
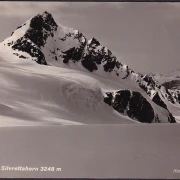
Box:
[142,74,160,89]
[11,11,58,65]
[138,74,176,107]
[24,11,58,47]
[162,80,180,90]
[81,38,121,73]
[151,91,176,123]
[167,89,180,104]
[161,86,175,104]
[104,90,155,123]
[152,92,168,110]
[104,89,176,123]
[168,113,176,123]
[12,37,47,65]
[62,32,87,64]
[138,74,160,97]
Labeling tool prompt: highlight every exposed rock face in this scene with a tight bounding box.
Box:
[168,113,176,123]
[142,74,160,89]
[161,80,180,103]
[160,86,175,104]
[81,38,121,74]
[104,90,155,123]
[137,74,160,97]
[172,90,180,102]
[62,32,87,64]
[149,72,180,104]
[10,11,58,65]
[104,90,176,123]
[25,11,58,47]
[162,80,180,90]
[137,74,177,109]
[12,37,47,65]
[152,92,168,110]
[151,91,175,123]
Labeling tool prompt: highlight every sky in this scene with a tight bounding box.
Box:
[0,2,180,74]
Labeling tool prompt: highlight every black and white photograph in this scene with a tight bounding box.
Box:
[0,1,180,179]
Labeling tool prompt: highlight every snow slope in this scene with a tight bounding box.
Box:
[0,49,138,126]
[0,11,178,125]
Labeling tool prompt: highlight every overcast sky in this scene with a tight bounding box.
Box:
[0,2,180,74]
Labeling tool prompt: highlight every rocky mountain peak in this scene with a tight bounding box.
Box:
[24,11,58,47]
[88,37,101,46]
[30,11,57,30]
[142,74,160,89]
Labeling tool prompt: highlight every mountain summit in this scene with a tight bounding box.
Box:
[0,11,179,125]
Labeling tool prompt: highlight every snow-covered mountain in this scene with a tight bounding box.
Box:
[150,70,180,86]
[0,11,179,126]
[150,70,180,105]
